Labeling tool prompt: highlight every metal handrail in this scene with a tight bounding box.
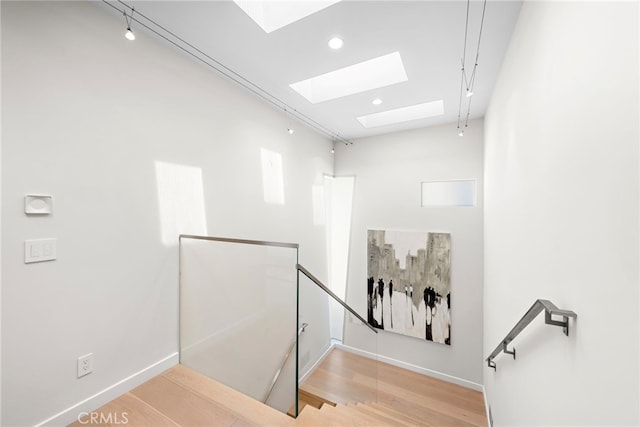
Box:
[263,322,308,403]
[486,299,577,371]
[297,264,378,334]
[179,234,299,249]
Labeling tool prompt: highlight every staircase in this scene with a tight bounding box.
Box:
[71,349,486,426]
[296,348,487,426]
[295,394,434,426]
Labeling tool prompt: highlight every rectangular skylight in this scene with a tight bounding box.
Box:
[289,52,408,104]
[234,1,341,33]
[356,100,444,128]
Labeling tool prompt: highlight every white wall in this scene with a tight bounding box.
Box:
[336,120,484,385]
[0,2,3,422]
[1,2,333,425]
[484,1,639,425]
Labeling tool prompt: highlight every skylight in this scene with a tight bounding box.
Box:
[356,100,444,128]
[289,52,408,104]
[234,0,341,33]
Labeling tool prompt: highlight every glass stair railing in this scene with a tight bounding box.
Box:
[178,235,379,418]
[179,235,299,415]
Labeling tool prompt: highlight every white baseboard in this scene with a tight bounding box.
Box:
[482,385,492,427]
[36,352,179,427]
[334,342,484,392]
[298,340,337,384]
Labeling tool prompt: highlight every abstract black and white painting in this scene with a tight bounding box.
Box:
[367,230,451,345]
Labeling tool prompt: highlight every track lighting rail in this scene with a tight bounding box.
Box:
[101,0,353,146]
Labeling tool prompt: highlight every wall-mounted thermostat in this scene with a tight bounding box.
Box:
[25,195,52,215]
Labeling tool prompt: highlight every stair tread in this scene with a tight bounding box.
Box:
[297,405,356,426]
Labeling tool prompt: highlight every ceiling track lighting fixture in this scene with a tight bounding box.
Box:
[123,6,135,40]
[103,0,353,147]
[456,0,487,136]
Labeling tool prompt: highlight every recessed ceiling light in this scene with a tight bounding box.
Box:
[372,98,383,106]
[233,0,342,33]
[328,37,344,50]
[357,100,444,128]
[289,52,408,104]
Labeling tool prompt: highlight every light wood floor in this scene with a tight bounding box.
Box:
[70,348,487,427]
[301,348,487,426]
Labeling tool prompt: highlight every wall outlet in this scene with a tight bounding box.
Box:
[77,353,93,378]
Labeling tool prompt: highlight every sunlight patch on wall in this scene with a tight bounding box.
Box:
[324,175,355,340]
[155,161,208,245]
[260,148,285,205]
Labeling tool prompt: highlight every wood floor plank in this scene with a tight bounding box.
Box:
[351,403,417,427]
[377,393,480,427]
[162,364,293,426]
[69,392,179,427]
[330,403,408,427]
[367,402,434,427]
[130,375,245,426]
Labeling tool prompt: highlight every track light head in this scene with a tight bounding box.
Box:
[123,7,136,41]
[125,27,135,41]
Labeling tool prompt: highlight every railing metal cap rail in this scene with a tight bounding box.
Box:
[179,234,299,249]
[486,299,576,371]
[297,264,378,334]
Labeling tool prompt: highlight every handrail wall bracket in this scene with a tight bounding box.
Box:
[545,311,571,336]
[486,299,576,371]
[502,342,516,360]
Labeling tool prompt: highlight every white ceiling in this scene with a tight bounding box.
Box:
[120,0,523,141]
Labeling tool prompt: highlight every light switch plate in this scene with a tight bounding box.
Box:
[25,239,57,263]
